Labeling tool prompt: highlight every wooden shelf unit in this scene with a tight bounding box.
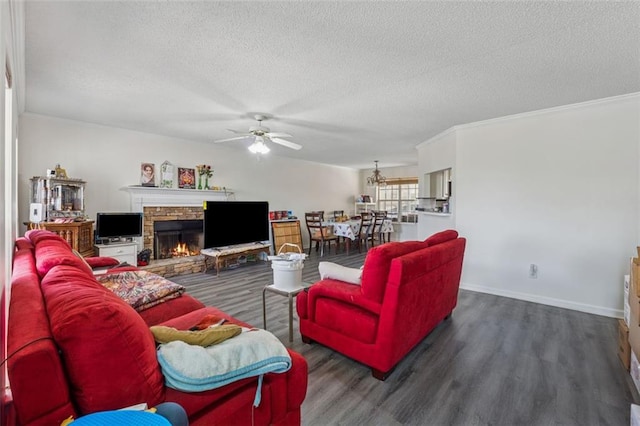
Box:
[29,221,95,257]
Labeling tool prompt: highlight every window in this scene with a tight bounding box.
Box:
[377,178,419,223]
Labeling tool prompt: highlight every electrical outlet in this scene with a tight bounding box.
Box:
[529,264,538,279]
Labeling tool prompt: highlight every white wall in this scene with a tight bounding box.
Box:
[18,113,360,249]
[2,0,24,417]
[419,94,640,317]
[416,130,457,238]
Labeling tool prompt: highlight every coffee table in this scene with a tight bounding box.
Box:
[262,282,311,343]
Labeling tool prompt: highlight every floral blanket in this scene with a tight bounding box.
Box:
[96,270,185,312]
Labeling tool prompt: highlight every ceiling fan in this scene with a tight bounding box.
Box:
[213,114,302,154]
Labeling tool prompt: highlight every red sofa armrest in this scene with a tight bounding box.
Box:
[304,279,381,320]
[285,349,308,410]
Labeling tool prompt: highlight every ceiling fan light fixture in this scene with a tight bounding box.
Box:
[248,136,270,154]
[367,160,387,186]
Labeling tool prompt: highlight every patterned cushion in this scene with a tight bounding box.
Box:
[96,270,185,312]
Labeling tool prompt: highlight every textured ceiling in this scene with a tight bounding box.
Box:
[24,1,640,169]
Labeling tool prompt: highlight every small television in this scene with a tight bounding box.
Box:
[96,212,143,242]
[203,201,269,249]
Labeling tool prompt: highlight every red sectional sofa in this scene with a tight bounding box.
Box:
[296,229,466,380]
[7,230,307,425]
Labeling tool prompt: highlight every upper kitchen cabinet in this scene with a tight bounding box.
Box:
[421,168,451,200]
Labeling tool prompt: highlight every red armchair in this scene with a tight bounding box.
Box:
[296,229,466,380]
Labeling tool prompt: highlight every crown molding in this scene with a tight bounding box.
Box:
[417,92,640,148]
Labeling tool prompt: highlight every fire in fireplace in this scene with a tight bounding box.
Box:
[153,219,203,260]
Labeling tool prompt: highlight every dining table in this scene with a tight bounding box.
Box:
[324,219,394,254]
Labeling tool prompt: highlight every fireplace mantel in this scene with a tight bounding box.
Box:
[121,186,234,212]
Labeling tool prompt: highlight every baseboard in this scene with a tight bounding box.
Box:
[459,282,622,319]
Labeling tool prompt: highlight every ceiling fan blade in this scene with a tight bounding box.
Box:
[270,137,302,150]
[267,132,292,138]
[226,128,252,135]
[213,136,253,144]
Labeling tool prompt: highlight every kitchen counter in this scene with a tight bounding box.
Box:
[418,211,452,217]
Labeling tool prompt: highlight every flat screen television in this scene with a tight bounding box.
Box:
[203,201,269,249]
[96,212,143,242]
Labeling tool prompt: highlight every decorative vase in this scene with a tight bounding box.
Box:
[204,176,210,190]
[197,175,202,190]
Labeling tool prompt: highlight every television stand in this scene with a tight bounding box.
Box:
[201,242,270,276]
[94,241,138,266]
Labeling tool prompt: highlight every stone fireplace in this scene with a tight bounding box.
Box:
[153,219,203,259]
[122,186,234,277]
[142,206,204,259]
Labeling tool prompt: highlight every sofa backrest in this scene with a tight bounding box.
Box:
[360,240,429,303]
[359,230,461,304]
[375,235,466,360]
[424,229,459,247]
[8,238,77,425]
[9,231,165,422]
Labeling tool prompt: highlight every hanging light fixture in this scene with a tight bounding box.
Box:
[248,136,270,154]
[367,160,387,186]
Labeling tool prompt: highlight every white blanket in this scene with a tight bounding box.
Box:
[156,328,291,393]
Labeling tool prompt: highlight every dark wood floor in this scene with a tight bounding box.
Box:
[172,246,638,425]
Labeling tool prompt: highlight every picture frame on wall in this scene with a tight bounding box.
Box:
[178,167,196,189]
[140,163,156,187]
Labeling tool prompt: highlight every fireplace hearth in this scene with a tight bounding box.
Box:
[153,219,203,260]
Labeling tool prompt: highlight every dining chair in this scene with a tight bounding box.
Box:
[304,211,338,257]
[330,210,346,248]
[354,212,373,253]
[370,211,387,246]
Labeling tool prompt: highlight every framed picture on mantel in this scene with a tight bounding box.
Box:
[178,167,195,189]
[140,163,156,187]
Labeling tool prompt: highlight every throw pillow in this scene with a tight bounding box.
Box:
[85,256,120,268]
[150,324,242,347]
[318,261,362,285]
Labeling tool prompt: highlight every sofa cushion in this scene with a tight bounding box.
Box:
[26,229,71,247]
[41,264,165,414]
[137,293,206,327]
[31,235,94,278]
[360,241,429,303]
[424,229,459,246]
